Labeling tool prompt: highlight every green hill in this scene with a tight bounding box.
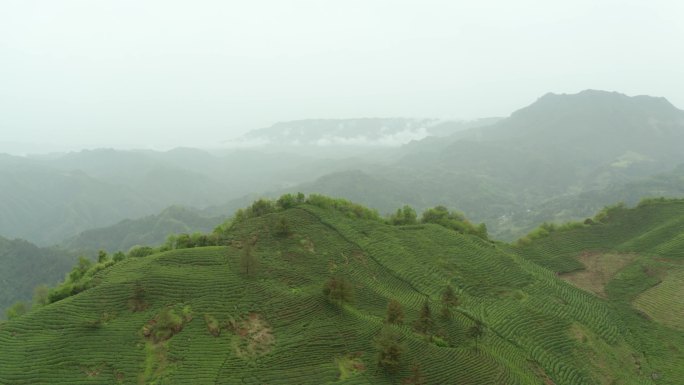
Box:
[1,196,682,384]
[514,198,684,380]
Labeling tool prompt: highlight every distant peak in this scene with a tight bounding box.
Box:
[521,89,681,115]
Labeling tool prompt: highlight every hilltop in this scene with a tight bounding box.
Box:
[1,195,682,384]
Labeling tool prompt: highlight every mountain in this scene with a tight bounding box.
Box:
[0,236,75,313]
[1,196,682,384]
[60,206,227,254]
[224,118,500,158]
[281,90,684,239]
[0,148,353,245]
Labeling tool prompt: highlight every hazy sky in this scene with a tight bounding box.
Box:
[1,0,683,153]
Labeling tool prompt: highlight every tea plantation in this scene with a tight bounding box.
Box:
[1,199,683,384]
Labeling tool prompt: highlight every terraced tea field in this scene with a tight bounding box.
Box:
[1,200,684,384]
[559,252,636,297]
[634,266,684,331]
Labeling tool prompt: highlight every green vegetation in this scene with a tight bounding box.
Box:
[1,196,684,384]
[374,326,405,373]
[385,299,404,324]
[0,236,75,315]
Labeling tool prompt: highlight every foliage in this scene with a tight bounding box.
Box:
[142,306,191,343]
[204,314,221,337]
[517,220,587,245]
[32,285,50,307]
[440,285,460,319]
[165,232,219,250]
[421,206,488,240]
[5,301,29,320]
[386,299,405,324]
[413,300,434,336]
[112,251,126,262]
[594,202,627,223]
[276,192,306,210]
[374,326,405,373]
[390,205,418,225]
[128,282,148,312]
[97,250,108,263]
[468,320,484,347]
[274,216,292,237]
[323,275,354,305]
[335,352,366,380]
[402,362,426,385]
[127,246,155,258]
[240,241,259,277]
[306,194,382,221]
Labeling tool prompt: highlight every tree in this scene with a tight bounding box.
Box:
[240,241,258,277]
[402,362,426,385]
[440,284,460,319]
[391,205,418,225]
[69,256,92,282]
[97,249,109,264]
[413,299,434,336]
[468,319,484,348]
[385,299,404,324]
[129,282,148,312]
[33,284,50,307]
[113,251,126,262]
[5,301,29,320]
[274,216,291,237]
[374,326,404,373]
[276,193,297,210]
[323,275,354,305]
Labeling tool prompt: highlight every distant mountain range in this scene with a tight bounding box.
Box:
[4,89,684,315]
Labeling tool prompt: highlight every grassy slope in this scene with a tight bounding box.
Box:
[1,205,682,384]
[514,199,684,382]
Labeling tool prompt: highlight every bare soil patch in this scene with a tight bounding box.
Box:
[560,252,636,297]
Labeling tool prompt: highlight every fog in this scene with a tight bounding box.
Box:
[1,0,683,153]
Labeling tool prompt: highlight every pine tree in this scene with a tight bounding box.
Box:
[468,319,484,348]
[413,299,434,336]
[440,284,460,319]
[374,326,404,372]
[240,241,258,276]
[323,275,354,305]
[386,299,405,324]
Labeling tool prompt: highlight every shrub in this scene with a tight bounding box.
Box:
[374,326,404,372]
[323,275,354,305]
[5,301,29,320]
[112,251,126,262]
[128,246,155,258]
[386,299,404,324]
[440,285,460,319]
[204,314,221,337]
[421,206,488,240]
[413,300,434,336]
[390,205,418,225]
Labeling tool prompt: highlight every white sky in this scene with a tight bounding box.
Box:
[1,0,683,152]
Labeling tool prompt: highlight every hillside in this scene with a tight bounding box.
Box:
[60,206,226,254]
[0,236,75,314]
[1,197,682,384]
[285,90,684,239]
[515,198,684,325]
[0,148,348,245]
